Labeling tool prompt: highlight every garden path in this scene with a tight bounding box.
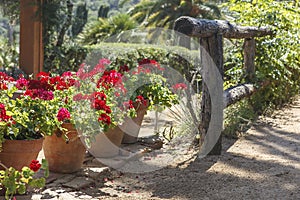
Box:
[29,96,300,200]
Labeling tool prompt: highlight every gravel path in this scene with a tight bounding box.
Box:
[27,97,300,200]
[95,97,300,200]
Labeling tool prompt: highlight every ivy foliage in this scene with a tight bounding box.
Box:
[222,0,300,110]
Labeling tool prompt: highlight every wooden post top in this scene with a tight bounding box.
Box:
[19,0,43,76]
[174,16,274,39]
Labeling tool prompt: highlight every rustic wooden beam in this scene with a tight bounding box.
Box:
[174,16,274,39]
[224,84,255,107]
[20,0,43,76]
[243,38,256,81]
[199,34,224,156]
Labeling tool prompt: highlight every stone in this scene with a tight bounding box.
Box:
[83,167,111,180]
[62,177,94,189]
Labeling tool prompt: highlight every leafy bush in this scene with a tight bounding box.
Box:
[0,37,19,71]
[223,0,300,110]
[221,0,300,136]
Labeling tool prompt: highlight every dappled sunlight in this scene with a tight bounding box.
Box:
[206,160,266,181]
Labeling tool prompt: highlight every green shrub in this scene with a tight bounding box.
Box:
[223,0,300,111]
[220,0,300,137]
[86,43,201,87]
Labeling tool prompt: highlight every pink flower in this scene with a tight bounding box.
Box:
[57,108,71,121]
[172,83,187,91]
[16,78,29,90]
[123,100,134,109]
[62,71,73,77]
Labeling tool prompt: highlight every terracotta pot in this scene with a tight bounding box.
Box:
[0,138,43,171]
[88,126,124,158]
[43,123,86,173]
[121,101,149,144]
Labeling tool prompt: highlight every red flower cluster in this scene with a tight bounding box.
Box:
[172,83,188,91]
[123,95,147,110]
[29,160,41,172]
[90,92,112,124]
[18,71,78,101]
[15,77,29,90]
[132,59,165,75]
[123,100,134,109]
[76,59,109,80]
[136,95,148,106]
[119,65,129,74]
[98,113,111,125]
[72,93,91,101]
[0,103,13,123]
[138,58,165,71]
[49,71,79,90]
[24,89,54,100]
[0,72,14,90]
[57,107,71,122]
[97,70,124,90]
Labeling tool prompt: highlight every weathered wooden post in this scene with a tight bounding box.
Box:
[243,38,256,81]
[20,0,43,76]
[174,16,273,155]
[174,17,225,155]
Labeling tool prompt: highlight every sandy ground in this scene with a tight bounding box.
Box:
[94,97,300,200]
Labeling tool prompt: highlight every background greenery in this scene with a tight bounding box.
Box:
[0,0,299,138]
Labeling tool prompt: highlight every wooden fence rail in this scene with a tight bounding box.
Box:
[174,16,274,155]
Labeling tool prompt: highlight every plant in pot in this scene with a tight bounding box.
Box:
[0,72,58,171]
[0,159,48,200]
[72,59,139,158]
[109,58,180,143]
[34,71,88,173]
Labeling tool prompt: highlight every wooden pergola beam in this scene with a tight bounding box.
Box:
[19,0,43,76]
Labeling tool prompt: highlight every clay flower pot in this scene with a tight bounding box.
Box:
[121,100,149,144]
[43,123,86,173]
[88,126,124,158]
[0,138,43,171]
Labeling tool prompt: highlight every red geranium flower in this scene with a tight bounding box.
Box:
[172,83,188,91]
[57,107,71,121]
[16,78,29,90]
[123,100,134,109]
[136,95,147,106]
[29,160,41,172]
[98,113,111,125]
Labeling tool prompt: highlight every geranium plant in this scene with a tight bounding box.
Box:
[72,58,182,145]
[121,58,179,111]
[0,72,62,147]
[0,159,48,200]
[72,59,138,146]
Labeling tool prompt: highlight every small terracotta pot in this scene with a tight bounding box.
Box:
[88,126,124,158]
[0,138,43,171]
[121,101,149,144]
[43,123,86,173]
